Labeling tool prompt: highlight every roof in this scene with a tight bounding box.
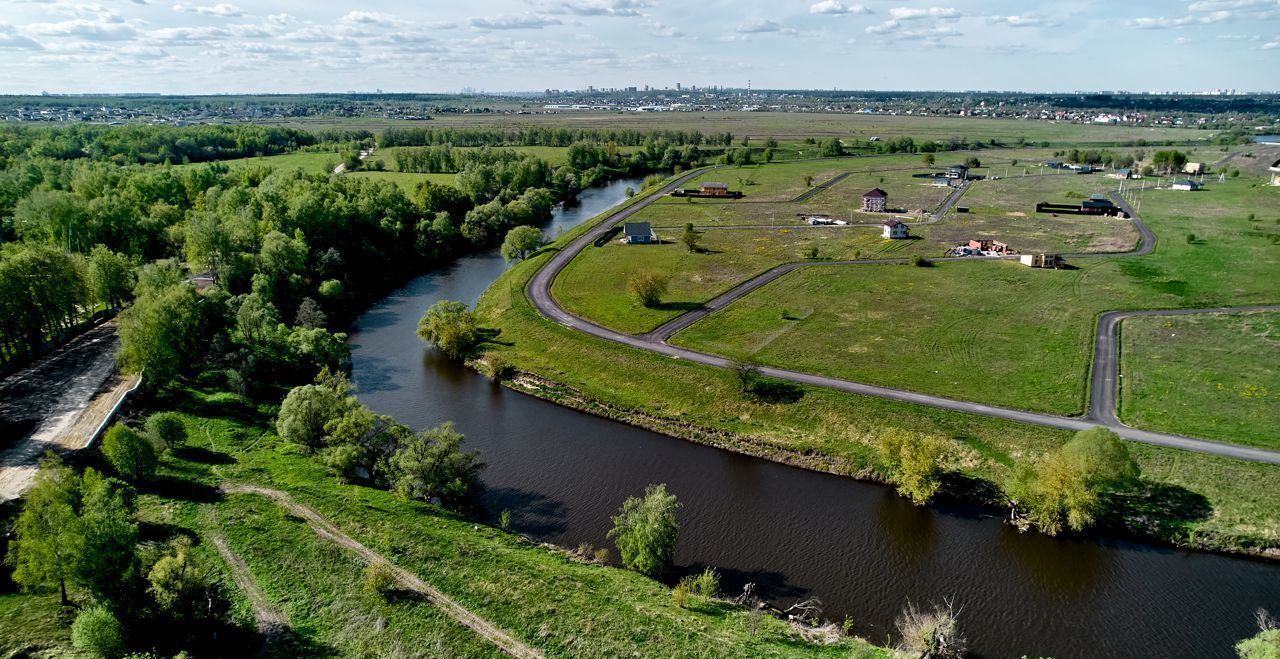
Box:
[883,219,905,228]
[1172,180,1199,187]
[700,182,728,189]
[1116,168,1131,174]
[863,188,888,198]
[623,222,653,235]
[948,164,969,170]
[1270,158,1280,171]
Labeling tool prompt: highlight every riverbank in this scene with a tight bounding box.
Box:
[473,187,1280,559]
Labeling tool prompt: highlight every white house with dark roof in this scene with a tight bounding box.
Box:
[882,219,909,239]
[1170,180,1201,191]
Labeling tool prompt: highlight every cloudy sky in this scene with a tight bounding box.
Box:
[1,0,1278,94]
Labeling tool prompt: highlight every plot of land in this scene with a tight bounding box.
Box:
[553,227,936,334]
[1120,312,1280,450]
[670,178,1279,417]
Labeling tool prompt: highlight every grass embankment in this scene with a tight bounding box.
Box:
[475,180,1280,555]
[1120,312,1280,450]
[2,385,888,657]
[672,178,1279,416]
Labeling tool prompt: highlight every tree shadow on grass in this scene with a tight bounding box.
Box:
[137,476,224,504]
[651,301,704,314]
[263,626,337,659]
[747,379,805,404]
[137,521,199,544]
[173,446,236,465]
[1106,481,1212,538]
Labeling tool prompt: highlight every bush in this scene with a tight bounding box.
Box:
[877,429,949,505]
[1006,426,1139,535]
[733,360,762,395]
[671,582,690,608]
[679,567,720,599]
[101,424,157,481]
[911,255,932,267]
[894,600,966,659]
[608,483,680,578]
[144,412,187,451]
[1186,233,1197,244]
[479,353,512,381]
[363,562,397,599]
[627,271,669,308]
[71,606,125,658]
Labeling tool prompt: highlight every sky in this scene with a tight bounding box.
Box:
[0,0,1278,95]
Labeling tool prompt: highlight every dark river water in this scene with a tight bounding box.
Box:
[348,177,1280,659]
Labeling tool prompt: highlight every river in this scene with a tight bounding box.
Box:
[347,176,1280,658]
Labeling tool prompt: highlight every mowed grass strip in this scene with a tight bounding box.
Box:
[670,177,1279,416]
[1120,312,1280,450]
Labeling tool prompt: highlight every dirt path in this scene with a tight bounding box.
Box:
[208,525,293,655]
[221,484,544,659]
[0,323,123,501]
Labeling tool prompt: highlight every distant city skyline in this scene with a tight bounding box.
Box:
[1,0,1278,94]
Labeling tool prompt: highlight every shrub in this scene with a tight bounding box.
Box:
[733,360,762,395]
[417,300,479,360]
[1186,233,1197,244]
[679,567,720,599]
[608,483,680,578]
[479,353,512,381]
[671,582,690,608]
[71,606,124,658]
[363,562,397,599]
[911,255,933,267]
[627,271,669,308]
[895,600,966,659]
[499,509,512,530]
[144,412,187,451]
[877,429,949,505]
[101,424,157,481]
[805,246,820,260]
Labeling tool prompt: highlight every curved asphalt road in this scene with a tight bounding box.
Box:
[528,170,1280,464]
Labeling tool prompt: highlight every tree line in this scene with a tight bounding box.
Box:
[377,125,728,148]
[0,124,318,166]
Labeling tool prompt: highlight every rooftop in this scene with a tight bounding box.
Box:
[863,188,888,198]
[701,182,728,189]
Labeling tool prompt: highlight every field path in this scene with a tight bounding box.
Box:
[528,169,1280,464]
[221,484,545,659]
[207,524,293,655]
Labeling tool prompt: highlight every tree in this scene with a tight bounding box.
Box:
[964,156,982,169]
[500,225,543,262]
[388,422,485,507]
[321,403,408,484]
[608,484,680,578]
[71,606,125,658]
[76,469,139,608]
[86,246,134,309]
[417,299,479,360]
[144,412,188,451]
[277,380,350,452]
[819,138,845,157]
[733,360,761,395]
[922,153,936,167]
[680,222,699,253]
[101,424,158,481]
[804,175,814,187]
[5,456,83,604]
[148,537,227,623]
[877,429,950,505]
[295,297,327,330]
[1152,150,1189,175]
[117,283,203,391]
[627,271,669,308]
[1006,426,1139,535]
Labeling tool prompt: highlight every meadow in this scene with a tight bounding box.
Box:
[1120,312,1280,450]
[670,177,1278,417]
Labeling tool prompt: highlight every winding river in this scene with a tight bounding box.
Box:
[348,177,1280,659]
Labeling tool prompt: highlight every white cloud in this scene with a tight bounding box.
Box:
[27,19,138,41]
[0,23,43,50]
[1264,38,1280,48]
[172,3,245,17]
[866,19,959,42]
[543,0,652,17]
[736,19,783,33]
[888,7,960,21]
[1129,11,1232,28]
[469,14,562,30]
[1189,0,1279,11]
[645,20,684,37]
[149,25,230,41]
[988,14,1049,28]
[809,1,869,15]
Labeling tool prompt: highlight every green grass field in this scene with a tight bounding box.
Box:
[554,227,937,334]
[671,177,1279,416]
[475,200,1280,553]
[176,150,342,174]
[1120,312,1280,450]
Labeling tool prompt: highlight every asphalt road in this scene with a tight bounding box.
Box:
[527,171,1280,464]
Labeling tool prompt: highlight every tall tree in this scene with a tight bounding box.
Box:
[389,422,485,507]
[85,245,135,309]
[417,300,478,360]
[5,456,83,604]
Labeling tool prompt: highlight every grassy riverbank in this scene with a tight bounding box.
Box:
[474,182,1280,556]
[0,385,891,657]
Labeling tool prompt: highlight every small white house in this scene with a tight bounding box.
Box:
[882,219,909,239]
[622,222,657,244]
[1170,180,1201,191]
